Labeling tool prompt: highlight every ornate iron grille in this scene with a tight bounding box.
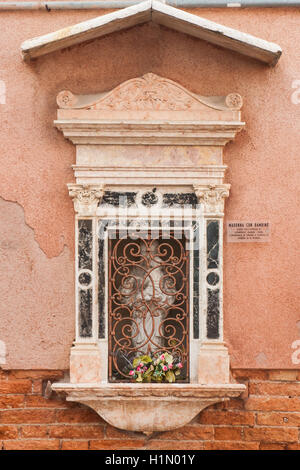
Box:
[108,231,190,382]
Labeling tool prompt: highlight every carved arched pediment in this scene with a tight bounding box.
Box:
[57,73,242,112]
[55,73,244,146]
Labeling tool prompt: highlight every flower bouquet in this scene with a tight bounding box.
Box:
[129,352,183,383]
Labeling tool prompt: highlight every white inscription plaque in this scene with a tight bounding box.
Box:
[226,221,270,242]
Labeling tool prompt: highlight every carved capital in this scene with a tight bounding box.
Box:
[68,184,105,215]
[193,184,230,214]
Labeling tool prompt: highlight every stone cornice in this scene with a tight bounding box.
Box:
[55,120,245,146]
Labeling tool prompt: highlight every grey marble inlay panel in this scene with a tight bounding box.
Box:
[98,220,107,339]
[207,288,220,339]
[101,191,136,207]
[192,221,200,340]
[207,220,219,269]
[78,219,93,270]
[163,193,198,208]
[79,288,93,337]
[78,219,93,338]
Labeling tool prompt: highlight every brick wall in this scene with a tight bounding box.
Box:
[0,369,300,450]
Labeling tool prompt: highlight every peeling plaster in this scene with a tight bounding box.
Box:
[0,80,6,105]
[0,196,68,259]
[0,197,74,370]
[0,340,6,365]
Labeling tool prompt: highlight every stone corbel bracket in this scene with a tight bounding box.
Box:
[51,382,246,434]
[194,183,230,216]
[68,183,105,215]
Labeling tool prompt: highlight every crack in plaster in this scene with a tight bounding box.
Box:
[0,195,74,370]
[0,195,68,259]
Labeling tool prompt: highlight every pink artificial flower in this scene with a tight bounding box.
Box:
[169,364,173,369]
[129,370,135,376]
[160,354,165,360]
[136,366,141,372]
[140,362,144,367]
[143,366,147,371]
[178,362,183,369]
[163,365,168,372]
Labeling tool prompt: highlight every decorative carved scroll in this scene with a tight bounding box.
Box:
[57,73,243,112]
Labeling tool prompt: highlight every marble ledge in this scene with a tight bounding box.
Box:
[51,382,246,433]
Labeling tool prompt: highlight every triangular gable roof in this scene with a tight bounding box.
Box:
[21,0,282,66]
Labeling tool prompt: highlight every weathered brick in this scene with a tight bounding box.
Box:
[199,410,255,426]
[21,425,48,438]
[25,395,67,409]
[287,443,300,450]
[233,369,268,381]
[105,425,144,440]
[256,412,300,426]
[56,408,103,424]
[204,441,259,450]
[3,439,60,450]
[61,440,89,450]
[159,425,214,441]
[0,395,24,409]
[259,443,286,450]
[244,426,298,443]
[0,380,32,394]
[268,371,298,381]
[146,440,204,450]
[0,409,56,424]
[90,439,145,450]
[9,370,64,380]
[218,398,245,411]
[32,380,43,394]
[49,424,104,439]
[249,381,300,396]
[214,426,243,441]
[245,397,300,411]
[0,370,7,379]
[0,425,18,440]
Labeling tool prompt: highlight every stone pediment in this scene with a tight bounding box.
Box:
[57,73,243,113]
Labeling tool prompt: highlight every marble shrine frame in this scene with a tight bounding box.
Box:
[52,73,246,434]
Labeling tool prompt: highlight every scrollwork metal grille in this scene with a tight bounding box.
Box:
[108,231,190,382]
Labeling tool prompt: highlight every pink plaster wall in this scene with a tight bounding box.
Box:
[0,8,299,369]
